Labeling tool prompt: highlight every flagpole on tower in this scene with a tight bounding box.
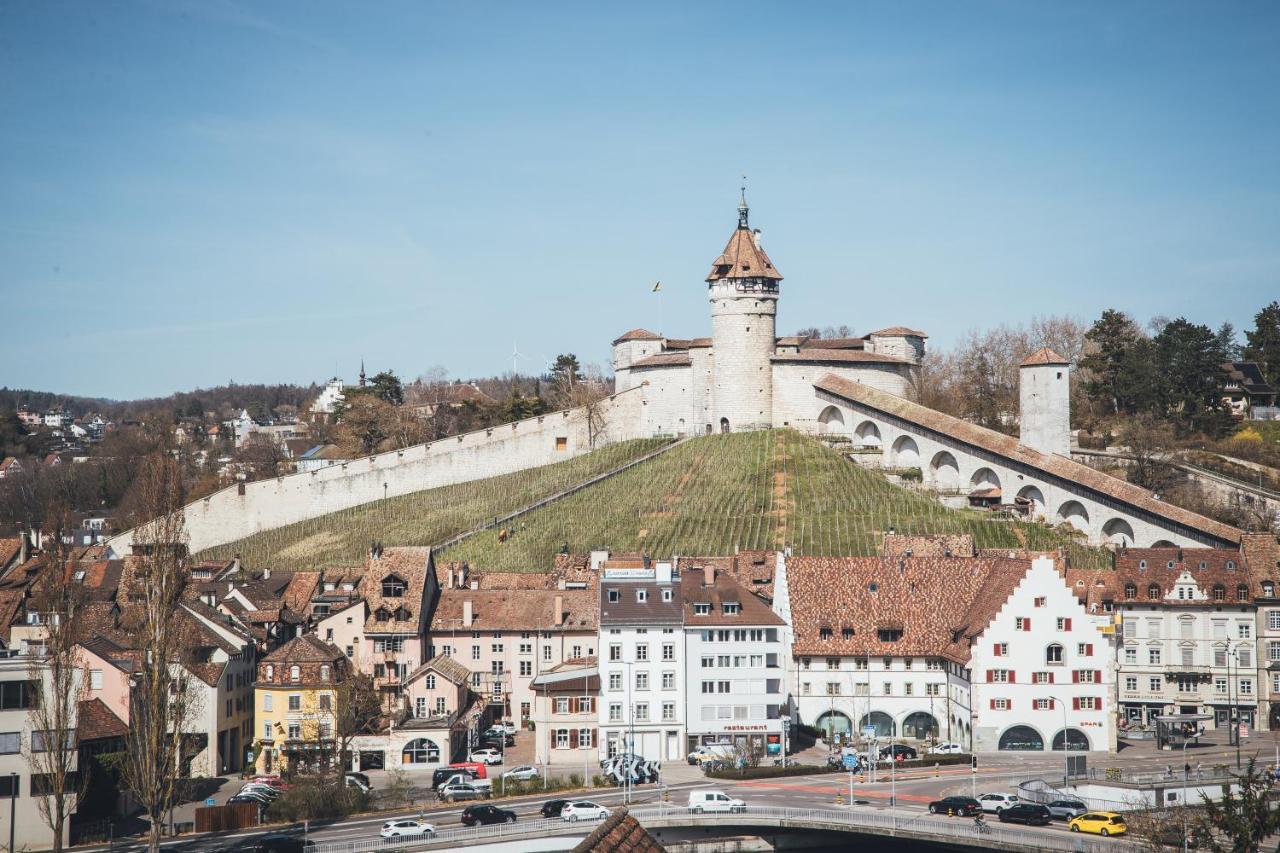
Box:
[652,281,663,336]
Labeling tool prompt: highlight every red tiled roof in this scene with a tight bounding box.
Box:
[77,698,128,742]
[630,353,692,368]
[1021,347,1070,366]
[571,808,665,853]
[706,227,782,282]
[814,373,1241,546]
[612,329,663,345]
[773,349,908,365]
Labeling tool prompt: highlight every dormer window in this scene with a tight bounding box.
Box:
[324,583,335,592]
[842,628,854,640]
[693,603,710,616]
[1227,561,1236,570]
[266,664,274,680]
[1199,561,1208,570]
[320,665,330,682]
[381,575,407,597]
[374,607,390,623]
[1139,560,1148,570]
[607,589,619,603]
[1167,561,1176,569]
[636,590,647,603]
[1237,584,1249,602]
[722,602,740,615]
[1263,582,1275,597]
[661,589,672,602]
[1148,584,1161,601]
[877,628,903,642]
[290,665,300,682]
[1124,583,1136,601]
[1213,584,1226,602]
[819,627,833,640]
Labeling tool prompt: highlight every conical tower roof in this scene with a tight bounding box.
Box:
[705,192,783,282]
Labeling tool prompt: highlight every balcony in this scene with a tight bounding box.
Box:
[1164,663,1210,675]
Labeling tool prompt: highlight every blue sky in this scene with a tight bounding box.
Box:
[2,2,1277,399]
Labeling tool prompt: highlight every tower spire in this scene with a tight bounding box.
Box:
[737,174,749,229]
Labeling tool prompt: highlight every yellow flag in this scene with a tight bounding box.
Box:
[652,281,662,293]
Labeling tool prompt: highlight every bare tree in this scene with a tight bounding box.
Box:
[118,455,197,853]
[551,363,612,447]
[24,511,87,853]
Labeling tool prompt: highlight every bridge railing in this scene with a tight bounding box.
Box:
[310,804,1140,853]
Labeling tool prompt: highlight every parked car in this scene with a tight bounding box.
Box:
[250,776,288,789]
[239,784,281,799]
[469,748,503,765]
[978,793,1020,813]
[437,774,492,795]
[228,794,269,807]
[502,765,540,781]
[927,742,965,754]
[379,820,435,840]
[879,744,918,760]
[1068,812,1127,837]
[461,805,516,826]
[494,720,518,735]
[480,734,515,749]
[927,796,981,817]
[541,799,570,818]
[687,791,746,814]
[482,727,516,743]
[434,766,479,788]
[998,803,1052,826]
[244,834,312,853]
[561,801,610,822]
[1046,799,1088,820]
[439,782,489,802]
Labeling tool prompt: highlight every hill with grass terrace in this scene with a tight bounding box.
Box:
[202,431,1107,572]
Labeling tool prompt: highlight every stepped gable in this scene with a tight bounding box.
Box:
[571,808,666,853]
[612,329,663,345]
[787,556,1029,662]
[882,534,975,558]
[1020,347,1070,366]
[706,226,782,281]
[814,372,1241,546]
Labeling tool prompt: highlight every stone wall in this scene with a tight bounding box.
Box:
[710,285,777,432]
[771,362,912,431]
[630,363,695,436]
[109,388,646,556]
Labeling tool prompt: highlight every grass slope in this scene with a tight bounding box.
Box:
[197,438,670,570]
[443,430,1108,570]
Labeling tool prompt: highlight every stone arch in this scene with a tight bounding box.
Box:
[817,405,846,435]
[1052,729,1091,751]
[815,710,852,740]
[1103,518,1136,547]
[1152,539,1176,548]
[901,711,939,740]
[969,467,1001,490]
[719,417,730,434]
[1017,485,1046,517]
[998,725,1045,751]
[859,711,896,738]
[1057,500,1090,534]
[854,420,882,448]
[891,435,920,469]
[929,451,961,491]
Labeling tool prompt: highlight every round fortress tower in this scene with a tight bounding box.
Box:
[706,191,782,433]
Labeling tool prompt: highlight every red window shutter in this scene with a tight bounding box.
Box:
[569,728,579,749]
[1072,697,1080,711]
[1049,698,1055,709]
[1086,644,1093,655]
[1064,618,1072,631]
[1025,618,1031,631]
[986,670,994,683]
[993,643,1001,656]
[568,697,577,714]
[1095,670,1101,683]
[990,699,997,710]
[1049,672,1055,684]
[1072,670,1080,684]
[1009,671,1016,683]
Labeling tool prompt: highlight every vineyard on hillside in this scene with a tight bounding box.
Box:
[443,430,1110,571]
[196,438,671,570]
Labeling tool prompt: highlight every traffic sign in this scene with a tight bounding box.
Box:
[862,726,877,740]
[843,753,859,770]
[205,797,215,807]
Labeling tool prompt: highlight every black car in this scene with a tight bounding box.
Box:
[880,744,918,760]
[928,796,981,817]
[998,803,1052,826]
[243,835,314,853]
[461,805,517,826]
[540,799,570,818]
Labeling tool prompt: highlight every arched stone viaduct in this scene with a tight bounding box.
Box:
[811,374,1240,551]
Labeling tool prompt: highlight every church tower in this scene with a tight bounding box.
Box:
[706,189,782,433]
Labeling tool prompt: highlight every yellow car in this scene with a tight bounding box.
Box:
[1068,812,1127,837]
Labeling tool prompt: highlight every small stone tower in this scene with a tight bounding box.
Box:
[1019,347,1072,456]
[706,190,782,433]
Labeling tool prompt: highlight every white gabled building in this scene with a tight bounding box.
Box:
[597,557,686,763]
[681,563,787,758]
[970,556,1117,753]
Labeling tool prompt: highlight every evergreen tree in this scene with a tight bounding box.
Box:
[1191,759,1280,853]
[1215,322,1241,361]
[1080,309,1147,415]
[1243,300,1280,388]
[1153,318,1231,436]
[549,354,581,387]
[367,371,405,406]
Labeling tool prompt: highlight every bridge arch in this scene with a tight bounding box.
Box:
[1103,517,1136,546]
[998,725,1045,751]
[1017,485,1046,517]
[891,435,921,469]
[1052,728,1091,751]
[817,405,845,435]
[859,712,896,738]
[929,451,960,491]
[854,420,882,448]
[1057,500,1090,534]
[901,711,939,740]
[815,711,852,741]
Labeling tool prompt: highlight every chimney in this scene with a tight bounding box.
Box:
[463,600,473,628]
[19,530,28,565]
[444,566,453,589]
[263,568,271,580]
[703,565,714,588]
[470,580,478,591]
[554,595,564,627]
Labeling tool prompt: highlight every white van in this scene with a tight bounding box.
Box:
[687,790,746,814]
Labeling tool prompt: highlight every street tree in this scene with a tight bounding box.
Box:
[1191,759,1280,853]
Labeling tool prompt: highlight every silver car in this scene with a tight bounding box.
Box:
[1045,799,1088,820]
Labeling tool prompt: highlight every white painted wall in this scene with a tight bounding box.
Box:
[1020,363,1071,457]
